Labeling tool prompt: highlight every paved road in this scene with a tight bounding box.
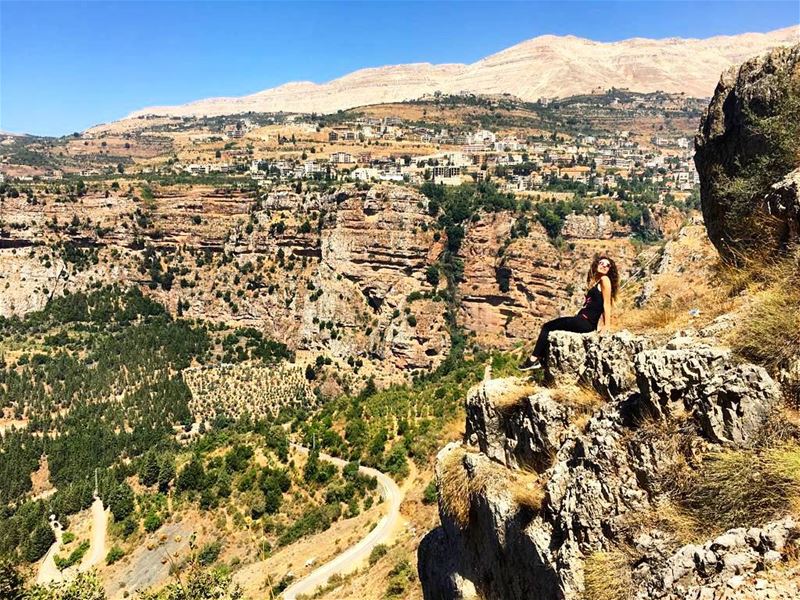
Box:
[282,445,403,600]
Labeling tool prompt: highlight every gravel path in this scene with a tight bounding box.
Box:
[36,518,64,585]
[282,445,403,600]
[81,496,108,569]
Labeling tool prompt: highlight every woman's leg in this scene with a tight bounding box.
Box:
[531,316,594,361]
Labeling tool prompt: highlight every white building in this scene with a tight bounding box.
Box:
[352,167,379,181]
[330,152,354,164]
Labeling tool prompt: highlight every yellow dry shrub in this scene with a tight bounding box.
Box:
[551,384,605,430]
[437,447,472,529]
[509,471,546,513]
[583,549,634,600]
[620,500,703,548]
[438,447,535,528]
[491,381,537,412]
[722,247,800,376]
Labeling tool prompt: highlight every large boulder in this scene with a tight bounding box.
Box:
[465,379,572,471]
[635,342,781,446]
[547,330,654,401]
[694,44,800,259]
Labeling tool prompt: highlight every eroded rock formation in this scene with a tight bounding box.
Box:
[0,183,638,379]
[419,330,790,600]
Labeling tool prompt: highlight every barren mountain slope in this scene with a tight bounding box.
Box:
[123,27,799,120]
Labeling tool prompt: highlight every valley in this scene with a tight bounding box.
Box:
[1,33,799,600]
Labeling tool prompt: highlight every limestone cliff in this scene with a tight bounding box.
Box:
[0,184,637,381]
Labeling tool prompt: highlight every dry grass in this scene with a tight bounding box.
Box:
[438,447,522,529]
[551,384,605,430]
[620,500,703,548]
[490,380,537,412]
[583,549,634,600]
[729,286,800,371]
[615,225,731,334]
[719,248,800,372]
[677,443,800,532]
[437,448,473,529]
[617,295,683,332]
[509,470,546,513]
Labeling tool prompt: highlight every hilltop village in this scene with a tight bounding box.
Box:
[1,91,702,205]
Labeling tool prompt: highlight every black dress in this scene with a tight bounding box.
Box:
[532,283,604,360]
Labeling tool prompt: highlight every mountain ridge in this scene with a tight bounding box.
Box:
[123,26,799,121]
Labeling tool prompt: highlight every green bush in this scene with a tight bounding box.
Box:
[0,560,24,600]
[422,480,438,505]
[54,540,89,570]
[368,543,388,565]
[143,511,163,533]
[198,540,222,566]
[61,531,76,545]
[105,546,125,565]
[26,571,105,600]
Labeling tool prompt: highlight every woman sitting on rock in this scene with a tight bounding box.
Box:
[520,255,619,371]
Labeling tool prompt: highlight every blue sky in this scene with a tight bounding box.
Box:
[1,1,798,136]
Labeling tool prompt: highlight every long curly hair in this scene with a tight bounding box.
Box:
[586,255,619,303]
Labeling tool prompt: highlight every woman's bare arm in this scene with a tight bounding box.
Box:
[598,275,613,332]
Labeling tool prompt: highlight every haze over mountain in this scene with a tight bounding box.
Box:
[125,26,799,120]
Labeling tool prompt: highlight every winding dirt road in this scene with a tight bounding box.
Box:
[36,518,64,585]
[37,496,108,585]
[81,496,108,569]
[282,445,403,600]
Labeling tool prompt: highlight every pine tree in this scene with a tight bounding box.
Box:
[108,482,135,522]
[158,456,176,493]
[25,522,55,563]
[0,560,24,600]
[139,451,160,487]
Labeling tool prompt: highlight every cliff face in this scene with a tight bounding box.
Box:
[418,330,796,600]
[0,184,636,379]
[456,212,639,349]
[694,44,800,259]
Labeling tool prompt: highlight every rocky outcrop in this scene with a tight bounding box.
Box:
[635,340,781,446]
[561,213,626,239]
[636,517,799,599]
[419,331,786,600]
[547,329,653,399]
[464,380,570,471]
[694,44,800,259]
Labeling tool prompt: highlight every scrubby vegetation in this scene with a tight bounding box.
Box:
[677,444,800,532]
[297,353,485,481]
[583,549,634,600]
[0,286,309,570]
[724,250,800,394]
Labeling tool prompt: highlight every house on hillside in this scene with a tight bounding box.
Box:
[353,167,379,181]
[330,152,354,165]
[559,166,592,183]
[431,165,462,181]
